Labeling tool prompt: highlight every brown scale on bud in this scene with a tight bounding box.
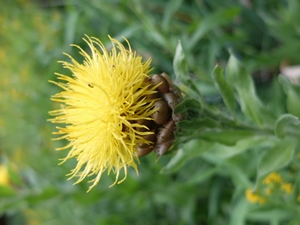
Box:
[139,130,156,148]
[136,119,154,132]
[160,72,176,92]
[146,90,160,100]
[151,100,171,125]
[151,74,169,94]
[137,146,154,157]
[163,93,179,110]
[135,73,183,157]
[155,139,174,156]
[156,119,175,144]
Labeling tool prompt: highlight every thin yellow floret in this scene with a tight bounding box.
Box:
[49,35,157,191]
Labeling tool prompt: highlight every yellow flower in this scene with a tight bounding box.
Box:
[245,188,266,204]
[50,35,158,191]
[297,194,300,203]
[280,183,292,194]
[263,172,283,185]
[0,164,9,186]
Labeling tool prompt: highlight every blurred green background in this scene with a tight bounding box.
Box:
[1,0,300,224]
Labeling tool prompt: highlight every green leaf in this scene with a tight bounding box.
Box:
[199,129,258,146]
[173,41,188,83]
[275,114,300,139]
[229,198,249,225]
[177,118,218,130]
[187,167,217,185]
[187,7,241,50]
[278,75,300,117]
[201,136,272,163]
[64,5,79,47]
[162,0,183,32]
[247,208,294,223]
[226,53,275,126]
[0,185,16,197]
[212,65,236,117]
[25,188,59,204]
[174,98,201,114]
[256,140,295,182]
[161,139,213,174]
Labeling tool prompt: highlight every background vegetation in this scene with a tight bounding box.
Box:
[1,0,300,224]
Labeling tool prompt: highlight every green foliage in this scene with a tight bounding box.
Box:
[1,0,300,224]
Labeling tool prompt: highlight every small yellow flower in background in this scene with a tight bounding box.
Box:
[246,172,295,205]
[263,172,283,185]
[245,188,266,205]
[280,183,292,194]
[264,187,272,195]
[297,194,300,203]
[0,164,9,186]
[50,35,159,191]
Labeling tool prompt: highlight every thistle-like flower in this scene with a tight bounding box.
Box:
[50,35,181,191]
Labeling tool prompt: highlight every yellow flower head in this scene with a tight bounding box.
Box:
[50,35,158,191]
[245,188,266,205]
[281,183,292,194]
[0,164,9,186]
[263,172,283,185]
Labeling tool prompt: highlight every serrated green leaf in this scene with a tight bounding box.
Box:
[174,98,201,114]
[257,140,295,181]
[161,139,212,174]
[226,53,275,126]
[275,114,300,138]
[212,65,236,117]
